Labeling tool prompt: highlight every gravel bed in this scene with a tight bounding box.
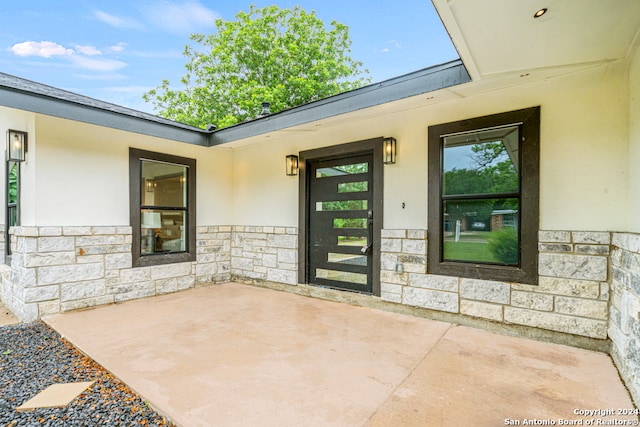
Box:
[1,321,175,426]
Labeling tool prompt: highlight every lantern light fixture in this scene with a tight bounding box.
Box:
[383,137,396,164]
[7,130,27,162]
[286,154,299,176]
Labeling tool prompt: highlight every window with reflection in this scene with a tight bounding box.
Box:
[130,148,196,267]
[442,125,520,265]
[428,107,540,284]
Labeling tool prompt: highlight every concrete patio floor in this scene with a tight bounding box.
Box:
[44,283,637,427]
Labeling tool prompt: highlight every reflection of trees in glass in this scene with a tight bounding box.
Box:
[487,227,519,264]
[444,142,518,195]
[8,163,18,204]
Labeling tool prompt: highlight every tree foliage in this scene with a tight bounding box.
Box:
[143,5,370,129]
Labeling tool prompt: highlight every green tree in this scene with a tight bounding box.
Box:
[143,5,370,129]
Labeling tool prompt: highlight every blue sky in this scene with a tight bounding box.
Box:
[1,1,458,114]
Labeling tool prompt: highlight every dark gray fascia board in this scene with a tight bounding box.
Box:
[209,59,470,145]
[0,73,209,146]
[1,59,469,148]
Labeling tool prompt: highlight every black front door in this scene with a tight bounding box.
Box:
[308,153,374,293]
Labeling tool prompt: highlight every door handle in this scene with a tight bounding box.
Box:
[361,243,373,254]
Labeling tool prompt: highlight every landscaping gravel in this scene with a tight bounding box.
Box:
[1,321,175,426]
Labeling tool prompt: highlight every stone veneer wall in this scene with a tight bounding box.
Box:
[0,225,231,321]
[380,229,611,339]
[609,232,640,405]
[230,226,298,285]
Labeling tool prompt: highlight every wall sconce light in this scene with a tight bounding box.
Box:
[286,154,299,176]
[7,130,27,162]
[145,178,155,192]
[383,137,396,164]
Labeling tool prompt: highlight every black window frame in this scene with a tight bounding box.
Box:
[427,107,540,284]
[129,148,196,267]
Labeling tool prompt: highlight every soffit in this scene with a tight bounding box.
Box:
[432,0,640,80]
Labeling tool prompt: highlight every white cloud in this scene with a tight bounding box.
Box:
[10,41,73,58]
[94,10,143,30]
[380,40,402,54]
[75,45,102,56]
[70,56,127,72]
[143,0,219,34]
[107,42,128,53]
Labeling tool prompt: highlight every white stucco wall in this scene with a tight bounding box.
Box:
[231,63,631,232]
[32,115,233,226]
[629,42,640,234]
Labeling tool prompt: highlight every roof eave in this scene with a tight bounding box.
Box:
[209,59,470,145]
[0,80,209,147]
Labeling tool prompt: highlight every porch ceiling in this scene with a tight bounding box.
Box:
[432,0,640,81]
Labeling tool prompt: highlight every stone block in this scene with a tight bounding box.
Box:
[105,253,132,270]
[381,238,401,253]
[38,300,60,316]
[511,290,553,311]
[408,274,458,292]
[62,227,92,236]
[402,287,458,313]
[460,300,503,322]
[38,227,62,237]
[555,296,608,320]
[381,271,408,286]
[16,237,38,254]
[262,254,277,268]
[460,279,510,304]
[612,233,640,254]
[38,264,104,286]
[267,268,297,285]
[116,227,132,235]
[60,279,106,302]
[266,234,297,249]
[12,227,39,237]
[24,285,59,303]
[119,268,151,284]
[277,262,297,271]
[156,278,177,295]
[402,239,426,255]
[620,250,640,276]
[575,245,610,255]
[537,277,600,299]
[76,255,104,264]
[60,295,114,313]
[381,229,406,238]
[381,253,398,271]
[572,231,611,245]
[91,227,117,235]
[76,235,125,247]
[381,282,403,295]
[539,253,607,281]
[110,281,154,298]
[12,267,37,288]
[504,307,607,339]
[600,283,610,301]
[177,275,195,290]
[24,252,76,268]
[538,243,572,253]
[277,248,297,264]
[539,231,571,243]
[407,229,427,240]
[196,263,217,276]
[150,262,192,280]
[381,291,402,303]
